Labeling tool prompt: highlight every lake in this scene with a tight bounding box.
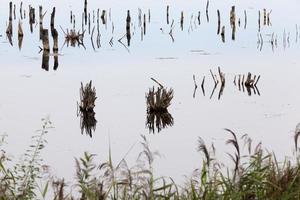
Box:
[1,0,300,184]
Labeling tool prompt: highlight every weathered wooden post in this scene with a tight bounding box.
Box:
[167,6,169,24]
[41,30,50,71]
[258,11,261,32]
[244,10,247,29]
[93,10,95,23]
[82,13,84,32]
[137,8,141,27]
[50,8,58,52]
[53,54,59,71]
[206,0,209,22]
[41,29,50,51]
[84,0,87,25]
[20,2,23,19]
[267,10,271,26]
[230,6,236,40]
[29,6,35,33]
[221,26,225,42]
[180,11,184,31]
[6,2,13,36]
[18,20,23,50]
[126,10,131,46]
[50,7,55,35]
[13,4,16,20]
[217,10,221,34]
[18,20,23,37]
[39,6,44,40]
[42,51,49,71]
[263,9,266,25]
[101,10,106,25]
[53,29,58,52]
[88,13,91,34]
[143,13,146,35]
[73,15,76,29]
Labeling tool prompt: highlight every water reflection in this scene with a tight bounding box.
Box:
[78,81,97,137]
[126,10,131,46]
[146,84,174,133]
[194,69,261,99]
[18,20,24,50]
[40,51,59,71]
[79,110,97,138]
[6,2,13,46]
[146,111,174,134]
[41,51,49,71]
[234,73,261,96]
[2,1,295,55]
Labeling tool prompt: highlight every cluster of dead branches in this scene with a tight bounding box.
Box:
[146,78,174,133]
[78,81,97,137]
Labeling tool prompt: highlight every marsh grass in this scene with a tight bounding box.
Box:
[2,123,300,199]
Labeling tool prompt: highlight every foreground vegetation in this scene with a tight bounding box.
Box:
[1,120,300,199]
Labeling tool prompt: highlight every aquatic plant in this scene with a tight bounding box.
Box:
[2,121,300,199]
[0,118,52,199]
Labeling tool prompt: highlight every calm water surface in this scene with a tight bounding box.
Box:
[1,0,300,182]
